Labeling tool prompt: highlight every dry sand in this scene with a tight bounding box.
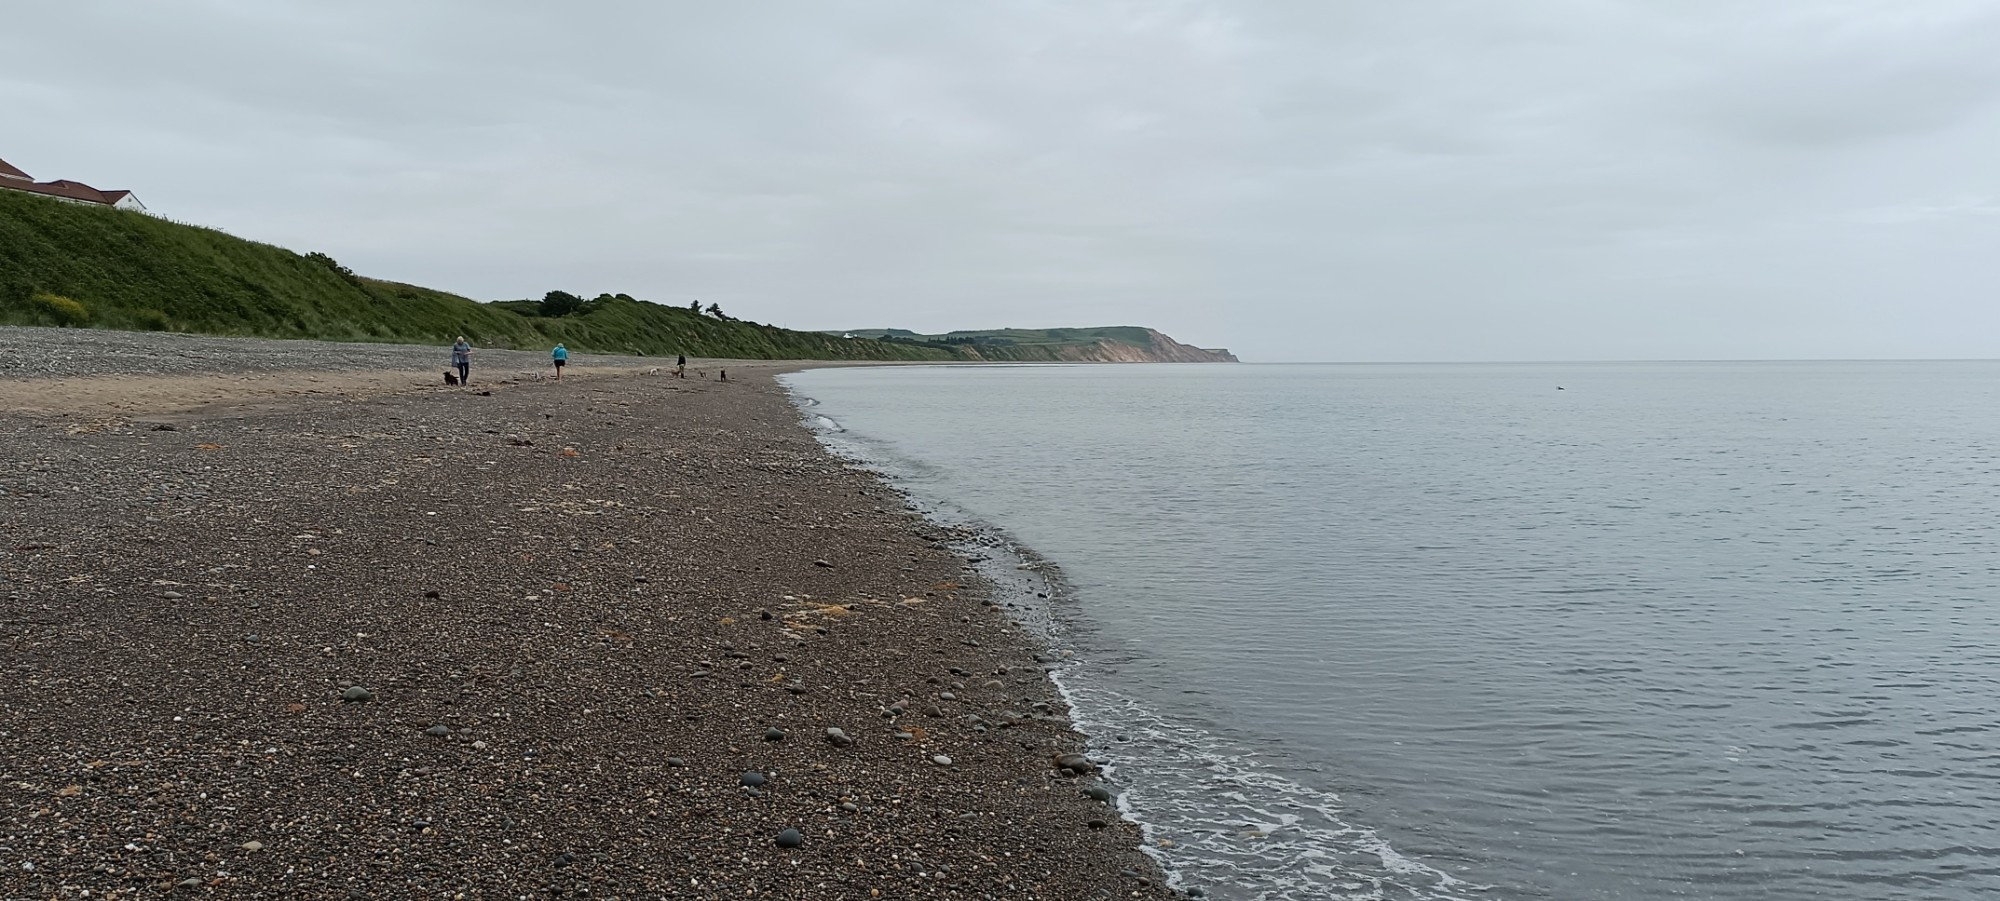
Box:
[0,331,1172,899]
[0,362,769,419]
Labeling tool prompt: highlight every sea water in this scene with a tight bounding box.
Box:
[782,361,2000,901]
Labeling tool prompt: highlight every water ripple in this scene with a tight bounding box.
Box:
[788,362,2000,901]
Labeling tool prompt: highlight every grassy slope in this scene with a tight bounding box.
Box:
[0,190,951,361]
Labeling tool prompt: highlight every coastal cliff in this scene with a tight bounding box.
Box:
[840,326,1240,363]
[964,328,1238,364]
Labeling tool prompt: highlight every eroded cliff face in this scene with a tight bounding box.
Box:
[960,329,1238,363]
[1119,328,1237,363]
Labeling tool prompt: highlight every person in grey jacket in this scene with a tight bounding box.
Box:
[450,337,472,386]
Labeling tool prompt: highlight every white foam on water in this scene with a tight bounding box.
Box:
[1055,677,1493,901]
[787,378,1495,901]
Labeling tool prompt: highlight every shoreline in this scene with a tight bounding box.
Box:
[0,324,928,419]
[779,367,1483,900]
[0,332,1177,898]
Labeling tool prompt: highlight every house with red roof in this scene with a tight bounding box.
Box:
[0,157,147,212]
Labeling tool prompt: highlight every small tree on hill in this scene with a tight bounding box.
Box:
[305,252,352,278]
[688,300,702,313]
[706,302,726,319]
[540,290,585,317]
[305,251,360,285]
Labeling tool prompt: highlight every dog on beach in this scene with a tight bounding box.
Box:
[443,371,459,386]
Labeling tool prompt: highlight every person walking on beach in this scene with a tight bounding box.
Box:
[551,343,568,380]
[675,354,687,378]
[450,336,473,386]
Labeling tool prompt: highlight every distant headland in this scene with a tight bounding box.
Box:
[837,327,1237,363]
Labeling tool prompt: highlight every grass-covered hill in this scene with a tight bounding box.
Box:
[0,189,950,361]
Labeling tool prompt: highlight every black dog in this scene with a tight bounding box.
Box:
[444,371,459,386]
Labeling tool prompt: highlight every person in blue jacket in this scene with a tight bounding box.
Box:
[552,343,568,380]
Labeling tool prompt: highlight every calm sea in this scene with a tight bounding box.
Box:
[782,362,2000,901]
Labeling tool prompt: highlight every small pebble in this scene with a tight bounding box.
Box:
[424,725,450,737]
[764,727,786,742]
[932,754,953,766]
[740,771,766,787]
[775,827,803,848]
[340,686,373,703]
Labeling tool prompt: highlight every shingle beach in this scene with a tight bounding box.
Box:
[0,328,1175,899]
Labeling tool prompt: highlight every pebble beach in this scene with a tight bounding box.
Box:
[0,327,1174,899]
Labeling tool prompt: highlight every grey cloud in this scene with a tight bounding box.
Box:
[1683,8,2000,147]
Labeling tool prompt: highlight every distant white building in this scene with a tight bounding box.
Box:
[0,156,147,212]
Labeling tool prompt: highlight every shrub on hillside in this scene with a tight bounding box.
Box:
[305,252,358,281]
[29,293,91,326]
[540,290,585,317]
[131,308,171,331]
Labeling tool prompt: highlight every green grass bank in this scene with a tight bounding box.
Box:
[0,190,950,361]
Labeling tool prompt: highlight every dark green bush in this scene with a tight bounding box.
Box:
[540,290,585,317]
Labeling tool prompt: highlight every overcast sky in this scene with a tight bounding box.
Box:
[4,1,1998,361]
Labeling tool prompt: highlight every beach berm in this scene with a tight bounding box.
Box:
[0,328,1173,898]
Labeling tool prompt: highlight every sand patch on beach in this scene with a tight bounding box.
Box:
[0,363,795,417]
